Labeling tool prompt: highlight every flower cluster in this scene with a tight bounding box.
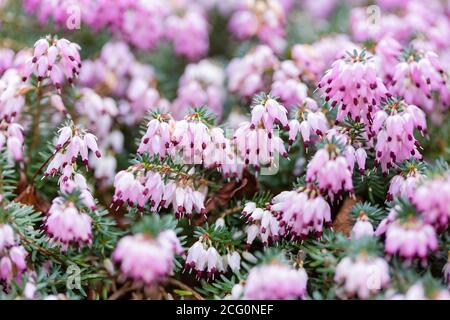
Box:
[113,230,182,286]
[270,185,331,239]
[22,37,81,88]
[242,202,280,247]
[0,122,24,162]
[112,164,208,218]
[24,1,209,60]
[412,174,450,231]
[306,142,355,199]
[227,45,278,99]
[233,262,308,300]
[44,124,101,178]
[0,224,27,283]
[44,196,92,249]
[387,161,425,201]
[228,0,287,53]
[288,98,328,146]
[377,207,438,265]
[372,99,426,172]
[335,252,390,299]
[172,60,225,120]
[185,236,240,279]
[318,50,388,125]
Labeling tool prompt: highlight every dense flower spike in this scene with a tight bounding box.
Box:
[22,36,81,88]
[335,253,390,299]
[234,122,287,171]
[44,196,92,249]
[391,49,447,112]
[236,262,308,300]
[113,230,182,285]
[0,224,27,282]
[168,110,242,178]
[270,185,332,239]
[372,99,426,172]
[319,49,388,125]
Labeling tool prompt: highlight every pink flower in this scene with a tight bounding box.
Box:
[185,238,225,279]
[375,37,403,85]
[112,164,208,218]
[76,88,118,140]
[391,49,447,112]
[270,186,331,239]
[227,45,279,99]
[170,113,242,178]
[372,99,426,172]
[172,60,225,120]
[349,7,411,43]
[137,114,174,159]
[165,7,209,60]
[384,216,438,265]
[23,37,81,88]
[302,0,338,19]
[288,98,328,146]
[113,231,181,285]
[0,224,27,282]
[271,60,308,109]
[335,254,390,299]
[0,69,27,123]
[0,48,15,75]
[59,172,97,211]
[306,143,354,199]
[0,122,24,161]
[44,197,92,249]
[241,263,308,300]
[387,162,424,201]
[228,0,287,53]
[351,214,374,240]
[234,122,287,171]
[45,124,101,178]
[411,174,450,231]
[250,95,289,132]
[319,49,389,125]
[242,204,280,247]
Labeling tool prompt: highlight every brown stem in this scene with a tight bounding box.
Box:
[107,283,141,300]
[167,278,204,300]
[29,150,56,185]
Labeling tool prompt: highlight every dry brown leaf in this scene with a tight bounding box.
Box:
[332,196,361,237]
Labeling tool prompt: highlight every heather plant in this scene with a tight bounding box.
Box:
[0,0,449,301]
